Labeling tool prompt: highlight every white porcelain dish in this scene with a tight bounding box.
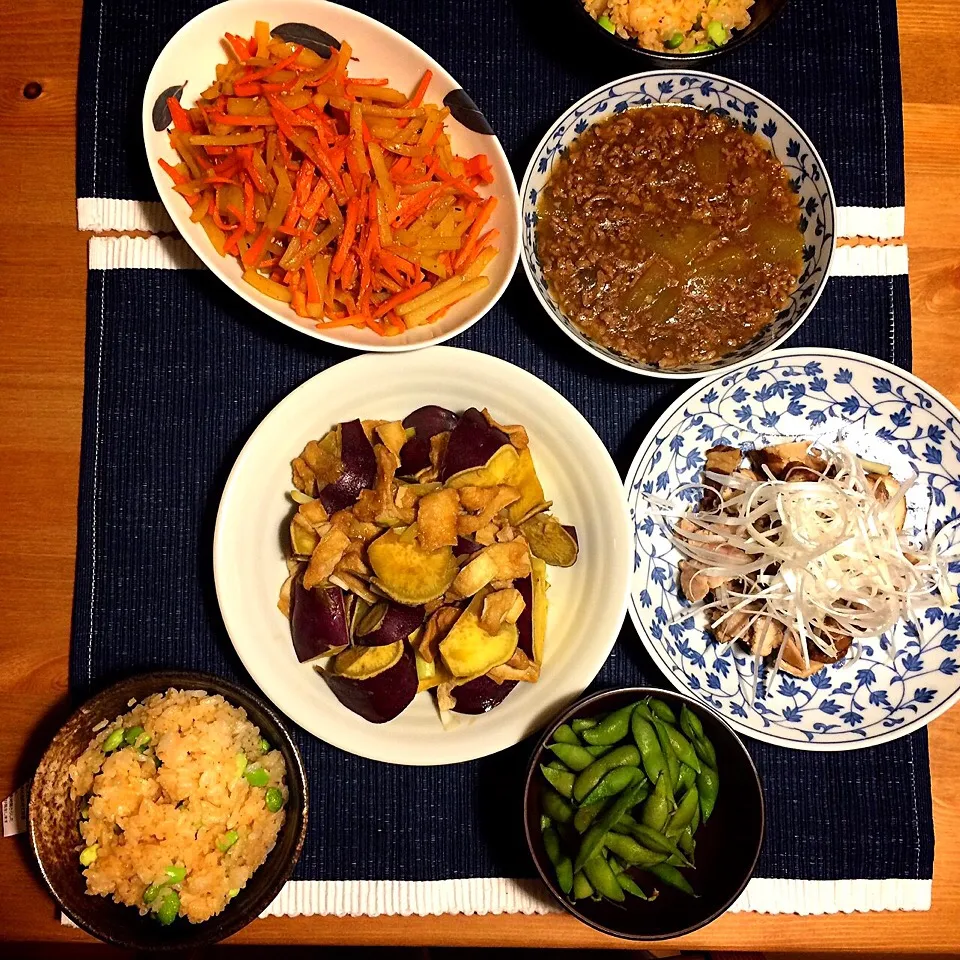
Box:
[143,0,520,352]
[213,347,633,765]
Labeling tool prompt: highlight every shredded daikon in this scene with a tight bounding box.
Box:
[646,443,954,694]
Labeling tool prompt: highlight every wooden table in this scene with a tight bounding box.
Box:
[2,1,958,952]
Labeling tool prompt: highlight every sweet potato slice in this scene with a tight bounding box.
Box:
[418,605,462,664]
[368,528,459,605]
[451,540,532,597]
[482,408,529,450]
[441,407,510,481]
[439,592,519,679]
[399,405,459,476]
[324,644,418,723]
[318,419,377,513]
[417,488,460,552]
[520,513,579,568]
[291,577,349,663]
[333,639,404,679]
[444,444,520,490]
[354,600,424,646]
[448,674,518,714]
[503,447,549,525]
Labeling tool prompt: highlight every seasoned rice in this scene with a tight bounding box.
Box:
[584,0,754,52]
[69,689,287,924]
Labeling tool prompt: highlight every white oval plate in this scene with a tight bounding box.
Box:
[214,347,633,765]
[143,0,520,352]
[625,348,960,750]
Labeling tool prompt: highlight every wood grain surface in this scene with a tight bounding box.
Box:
[1,0,958,951]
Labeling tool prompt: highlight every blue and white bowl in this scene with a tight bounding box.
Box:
[624,349,960,750]
[520,72,836,379]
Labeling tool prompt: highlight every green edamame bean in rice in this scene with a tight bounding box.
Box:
[69,688,287,924]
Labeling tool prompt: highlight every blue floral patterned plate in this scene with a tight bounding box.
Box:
[519,71,835,379]
[625,349,960,750]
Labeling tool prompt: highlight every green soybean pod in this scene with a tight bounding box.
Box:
[602,832,667,867]
[542,826,564,867]
[677,762,696,793]
[582,704,634,745]
[580,766,643,807]
[552,723,580,745]
[541,787,574,824]
[630,710,666,784]
[609,857,649,899]
[583,854,625,902]
[679,703,705,743]
[540,763,575,799]
[572,870,594,901]
[661,722,701,772]
[574,781,648,870]
[694,732,718,771]
[540,814,552,831]
[697,765,720,822]
[690,797,701,835]
[555,856,574,895]
[546,742,595,771]
[678,826,696,860]
[628,822,691,867]
[584,744,612,757]
[652,719,680,792]
[647,862,697,896]
[571,717,598,734]
[572,744,641,802]
[640,773,673,832]
[667,787,699,837]
[574,800,606,834]
[648,698,677,724]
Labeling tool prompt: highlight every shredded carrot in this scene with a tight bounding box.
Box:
[159,24,498,336]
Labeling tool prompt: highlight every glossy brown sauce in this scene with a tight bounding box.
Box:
[536,106,804,368]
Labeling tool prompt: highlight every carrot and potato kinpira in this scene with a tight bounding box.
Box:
[159,20,499,336]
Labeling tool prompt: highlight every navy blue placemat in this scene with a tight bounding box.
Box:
[72,0,932,892]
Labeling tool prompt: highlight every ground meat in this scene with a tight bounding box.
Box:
[536,106,804,367]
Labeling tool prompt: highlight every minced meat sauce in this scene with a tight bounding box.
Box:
[536,106,804,368]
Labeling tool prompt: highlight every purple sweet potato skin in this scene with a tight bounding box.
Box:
[354,602,425,647]
[324,644,419,723]
[399,405,460,476]
[319,419,376,513]
[291,578,349,663]
[515,576,533,659]
[440,408,509,481]
[450,674,518,715]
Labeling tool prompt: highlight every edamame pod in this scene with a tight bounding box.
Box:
[647,862,697,896]
[582,704,634,745]
[648,698,677,724]
[660,722,701,772]
[573,744,641,802]
[574,781,648,870]
[571,717,598,734]
[555,856,574,894]
[694,732,718,771]
[652,718,680,792]
[583,854,625,902]
[697,764,720,822]
[640,773,673,832]
[627,822,691,867]
[552,723,580,745]
[547,742,595,771]
[572,870,593,900]
[677,762,696,793]
[667,786,699,837]
[603,832,667,867]
[679,703,705,743]
[580,765,643,807]
[584,744,612,757]
[574,799,606,834]
[630,710,666,784]
[678,825,695,860]
[541,787,574,824]
[609,857,649,899]
[540,763,575,798]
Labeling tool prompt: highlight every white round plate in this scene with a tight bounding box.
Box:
[214,347,633,764]
[143,0,520,352]
[625,348,960,750]
[519,71,835,379]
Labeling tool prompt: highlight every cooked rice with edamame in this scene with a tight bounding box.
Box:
[69,689,287,925]
[584,0,754,53]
